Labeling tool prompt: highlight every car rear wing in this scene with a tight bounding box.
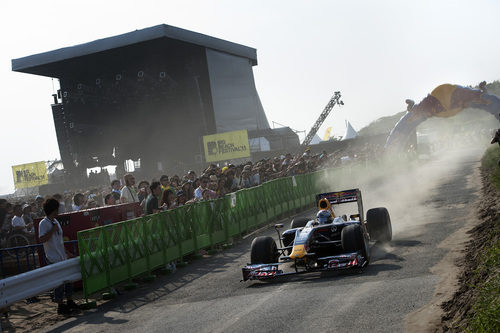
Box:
[316,189,364,221]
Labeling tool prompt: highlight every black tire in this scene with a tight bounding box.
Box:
[341,224,370,263]
[6,233,30,258]
[366,207,392,242]
[341,224,364,252]
[290,217,309,229]
[250,236,279,264]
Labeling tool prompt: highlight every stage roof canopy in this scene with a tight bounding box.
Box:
[12,24,258,77]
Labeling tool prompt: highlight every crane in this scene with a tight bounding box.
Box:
[300,91,343,151]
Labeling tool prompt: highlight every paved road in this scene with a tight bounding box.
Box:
[44,148,483,333]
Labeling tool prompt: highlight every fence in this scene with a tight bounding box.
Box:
[0,240,79,279]
[77,169,335,299]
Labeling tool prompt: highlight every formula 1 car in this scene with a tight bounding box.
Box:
[242,189,392,281]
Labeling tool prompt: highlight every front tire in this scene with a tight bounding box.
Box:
[341,224,370,263]
[366,207,392,242]
[250,236,279,264]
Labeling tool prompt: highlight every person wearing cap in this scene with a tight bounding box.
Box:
[12,204,33,235]
[176,190,187,207]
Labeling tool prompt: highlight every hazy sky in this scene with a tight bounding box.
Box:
[1,0,499,194]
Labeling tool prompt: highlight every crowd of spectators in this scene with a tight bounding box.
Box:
[0,143,390,244]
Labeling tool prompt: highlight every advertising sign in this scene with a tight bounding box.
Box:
[12,161,48,189]
[203,130,250,162]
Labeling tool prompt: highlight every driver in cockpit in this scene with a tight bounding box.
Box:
[316,209,333,224]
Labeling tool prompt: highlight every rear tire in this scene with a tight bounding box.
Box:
[250,236,279,264]
[366,207,392,242]
[290,217,309,229]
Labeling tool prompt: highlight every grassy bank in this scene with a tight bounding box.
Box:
[481,145,500,190]
[468,146,500,332]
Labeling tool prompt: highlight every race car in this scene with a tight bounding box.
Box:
[242,188,392,281]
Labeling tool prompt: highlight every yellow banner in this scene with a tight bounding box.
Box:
[203,130,250,162]
[12,161,48,189]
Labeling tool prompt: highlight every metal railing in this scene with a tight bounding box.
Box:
[0,257,81,308]
[0,240,79,279]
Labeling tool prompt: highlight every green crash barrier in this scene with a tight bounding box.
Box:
[77,166,360,300]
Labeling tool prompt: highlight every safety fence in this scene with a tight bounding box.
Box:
[0,240,79,279]
[77,166,364,300]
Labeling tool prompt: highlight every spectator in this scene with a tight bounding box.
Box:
[187,170,196,183]
[250,166,260,186]
[38,198,78,315]
[160,189,176,210]
[233,166,241,189]
[72,193,86,211]
[201,189,212,201]
[160,175,170,192]
[53,194,66,214]
[181,181,194,201]
[87,199,98,209]
[170,175,181,189]
[12,204,33,234]
[491,128,500,147]
[193,178,201,190]
[137,180,150,203]
[121,174,139,203]
[240,170,251,188]
[33,195,44,218]
[22,204,34,233]
[111,192,121,204]
[194,176,210,200]
[111,180,122,196]
[209,175,218,192]
[104,193,116,206]
[2,203,13,235]
[217,179,227,198]
[145,181,162,214]
[0,199,7,234]
[176,191,187,207]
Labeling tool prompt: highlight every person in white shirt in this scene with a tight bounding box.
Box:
[38,198,78,314]
[120,174,139,203]
[11,204,33,234]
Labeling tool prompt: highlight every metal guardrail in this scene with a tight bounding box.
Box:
[0,257,81,308]
[0,240,79,278]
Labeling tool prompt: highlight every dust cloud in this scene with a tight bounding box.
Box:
[318,141,488,240]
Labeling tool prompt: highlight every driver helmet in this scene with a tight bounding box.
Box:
[316,209,333,224]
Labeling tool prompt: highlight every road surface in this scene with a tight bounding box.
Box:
[43,148,484,333]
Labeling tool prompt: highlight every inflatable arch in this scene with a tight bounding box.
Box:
[385,82,500,150]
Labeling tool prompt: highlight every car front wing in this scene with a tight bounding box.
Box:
[242,251,365,281]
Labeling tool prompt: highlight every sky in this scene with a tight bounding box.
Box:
[1,0,500,195]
